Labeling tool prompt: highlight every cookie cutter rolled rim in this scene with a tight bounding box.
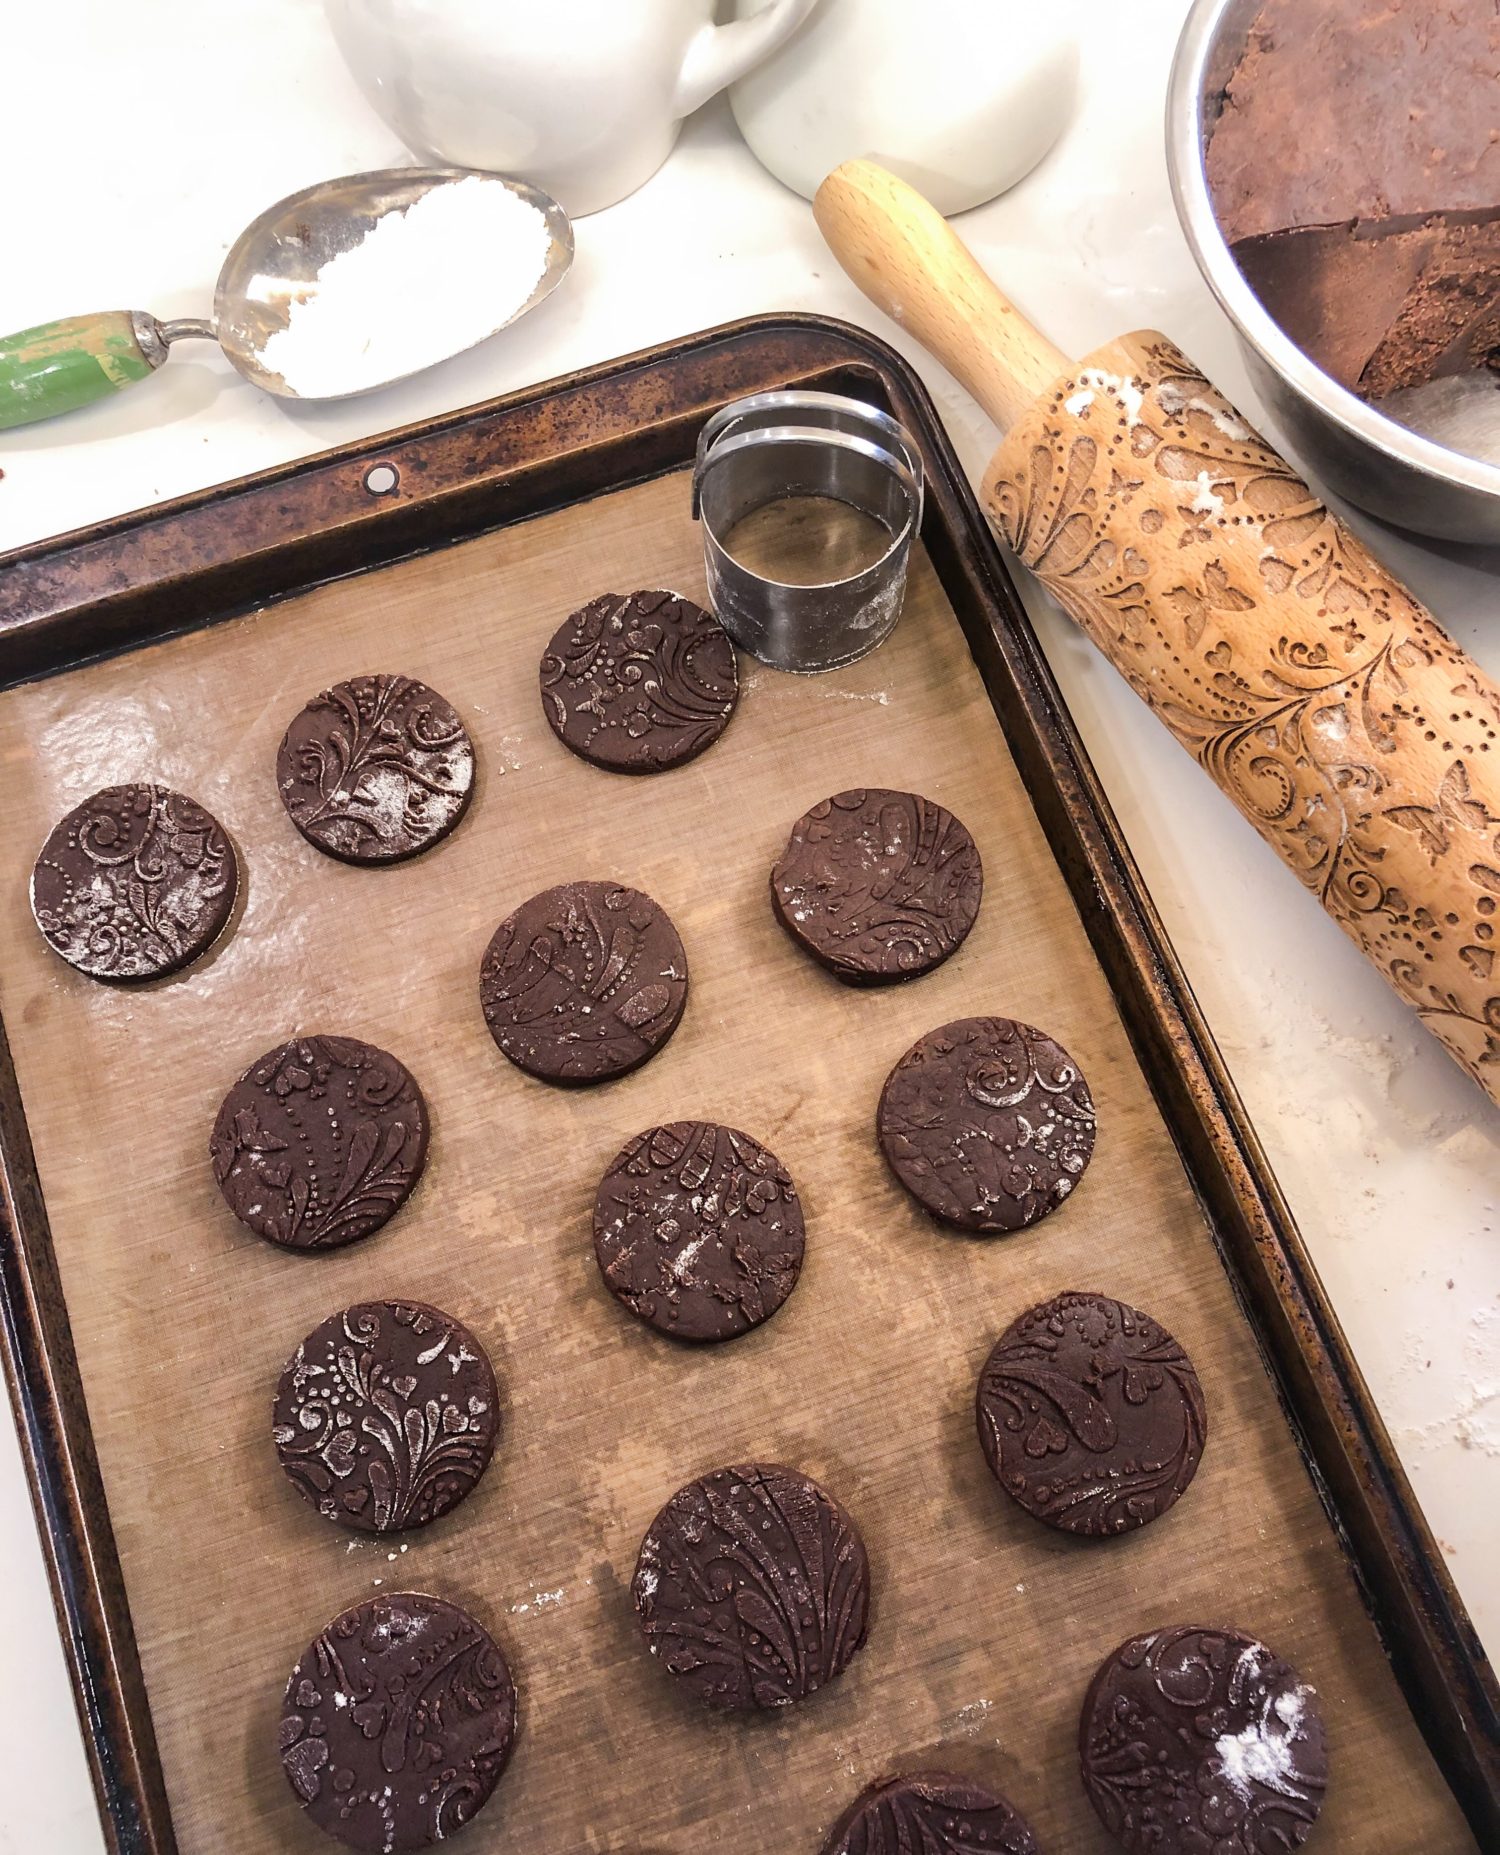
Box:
[694,387,923,479]
[692,389,924,673]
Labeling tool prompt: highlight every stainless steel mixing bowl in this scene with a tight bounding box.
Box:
[1166,0,1500,544]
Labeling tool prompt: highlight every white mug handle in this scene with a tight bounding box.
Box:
[672,0,821,118]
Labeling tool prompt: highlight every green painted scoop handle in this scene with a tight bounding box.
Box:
[0,311,176,431]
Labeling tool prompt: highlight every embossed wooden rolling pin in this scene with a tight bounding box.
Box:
[815,158,1500,1105]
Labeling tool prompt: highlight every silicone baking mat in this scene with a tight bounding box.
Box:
[0,459,1475,1851]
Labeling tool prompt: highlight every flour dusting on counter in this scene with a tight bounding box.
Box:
[259,176,552,397]
[511,1587,566,1617]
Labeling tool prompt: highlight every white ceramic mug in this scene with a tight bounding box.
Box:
[325,0,821,217]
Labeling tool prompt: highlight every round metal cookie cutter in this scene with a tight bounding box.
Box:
[691,389,924,672]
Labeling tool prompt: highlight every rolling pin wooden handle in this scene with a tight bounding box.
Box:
[813,158,1069,433]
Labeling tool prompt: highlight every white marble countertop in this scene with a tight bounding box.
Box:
[2,2,1496,1848]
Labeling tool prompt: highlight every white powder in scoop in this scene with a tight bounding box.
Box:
[259,176,552,398]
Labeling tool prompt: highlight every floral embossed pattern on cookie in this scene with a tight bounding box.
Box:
[277,674,474,865]
[819,1771,1041,1855]
[211,1035,429,1251]
[977,1291,1208,1537]
[31,783,238,981]
[593,1121,805,1343]
[274,1300,499,1533]
[877,1017,1096,1233]
[479,880,689,1085]
[540,588,739,774]
[772,788,983,985]
[632,1462,870,1713]
[1079,1626,1327,1854]
[279,1592,516,1854]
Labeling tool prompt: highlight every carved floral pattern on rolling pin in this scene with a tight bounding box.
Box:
[986,335,1500,1093]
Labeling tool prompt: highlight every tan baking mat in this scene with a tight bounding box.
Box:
[0,469,1474,1853]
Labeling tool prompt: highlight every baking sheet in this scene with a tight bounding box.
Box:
[0,467,1474,1852]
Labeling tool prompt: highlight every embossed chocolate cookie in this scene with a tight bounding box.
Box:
[1080,1626,1327,1854]
[30,784,238,981]
[633,1462,870,1712]
[211,1036,429,1251]
[593,1122,804,1343]
[274,1300,499,1533]
[772,788,983,984]
[479,880,688,1085]
[976,1291,1207,1537]
[820,1771,1041,1855]
[877,1017,1096,1233]
[540,589,738,774]
[277,674,474,865]
[279,1591,516,1853]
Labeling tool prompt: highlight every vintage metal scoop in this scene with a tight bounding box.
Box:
[0,167,573,430]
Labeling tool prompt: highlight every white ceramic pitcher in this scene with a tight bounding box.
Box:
[729,0,1076,215]
[325,0,821,217]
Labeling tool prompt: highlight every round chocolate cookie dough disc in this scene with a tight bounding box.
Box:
[593,1122,805,1342]
[280,1591,516,1853]
[479,880,688,1085]
[211,1036,429,1251]
[274,1300,499,1532]
[30,784,238,981]
[820,1771,1041,1855]
[540,588,738,773]
[277,674,474,865]
[633,1462,870,1712]
[1079,1626,1328,1854]
[771,788,983,984]
[877,1017,1096,1233]
[976,1291,1207,1537]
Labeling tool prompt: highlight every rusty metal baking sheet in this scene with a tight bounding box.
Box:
[0,454,1476,1852]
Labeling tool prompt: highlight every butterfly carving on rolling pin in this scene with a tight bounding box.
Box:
[815,161,1500,1104]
